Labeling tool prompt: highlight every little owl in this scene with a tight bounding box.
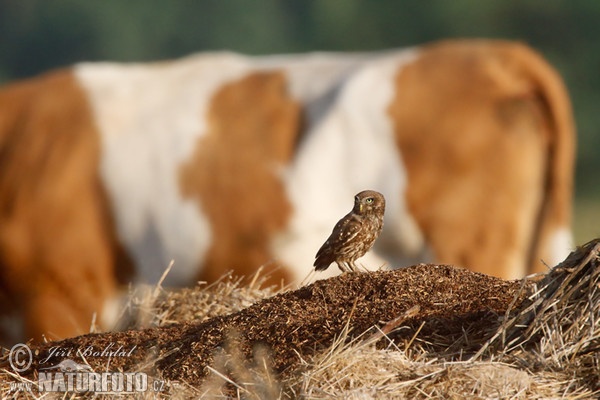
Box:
[314,190,385,273]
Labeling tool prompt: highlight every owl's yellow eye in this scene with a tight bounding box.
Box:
[366,197,374,204]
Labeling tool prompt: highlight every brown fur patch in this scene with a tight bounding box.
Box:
[0,70,133,342]
[179,71,301,286]
[388,40,574,278]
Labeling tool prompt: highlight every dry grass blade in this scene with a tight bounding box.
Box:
[474,238,600,395]
[479,239,600,353]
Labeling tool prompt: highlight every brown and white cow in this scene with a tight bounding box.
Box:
[0,39,574,343]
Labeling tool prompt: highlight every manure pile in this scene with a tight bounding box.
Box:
[2,239,599,398]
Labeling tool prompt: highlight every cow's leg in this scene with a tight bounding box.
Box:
[1,186,121,342]
[0,70,127,342]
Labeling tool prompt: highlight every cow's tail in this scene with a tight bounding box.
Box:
[510,42,576,273]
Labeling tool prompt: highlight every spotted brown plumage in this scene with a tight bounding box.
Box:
[314,190,386,272]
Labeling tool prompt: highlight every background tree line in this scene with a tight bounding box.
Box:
[0,0,597,240]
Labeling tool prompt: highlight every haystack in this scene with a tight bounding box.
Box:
[1,239,598,398]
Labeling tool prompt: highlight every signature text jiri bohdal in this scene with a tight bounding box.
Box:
[41,343,137,364]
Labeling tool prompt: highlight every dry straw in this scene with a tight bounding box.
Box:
[1,240,599,398]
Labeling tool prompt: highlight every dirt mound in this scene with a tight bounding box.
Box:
[2,239,599,398]
[10,264,528,385]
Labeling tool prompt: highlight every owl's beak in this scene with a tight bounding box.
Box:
[359,204,363,213]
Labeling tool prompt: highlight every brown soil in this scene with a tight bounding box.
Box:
[14,264,531,388]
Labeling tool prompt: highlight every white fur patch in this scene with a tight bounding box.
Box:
[100,295,123,331]
[273,50,427,283]
[75,54,255,285]
[254,51,373,103]
[547,227,573,268]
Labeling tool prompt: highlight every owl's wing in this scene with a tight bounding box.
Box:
[329,214,363,246]
[314,213,363,270]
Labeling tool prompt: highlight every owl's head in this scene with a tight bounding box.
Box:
[353,190,385,215]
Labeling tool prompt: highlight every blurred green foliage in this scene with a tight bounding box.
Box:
[0,0,598,239]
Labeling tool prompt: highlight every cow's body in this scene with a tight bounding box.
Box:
[0,40,575,343]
